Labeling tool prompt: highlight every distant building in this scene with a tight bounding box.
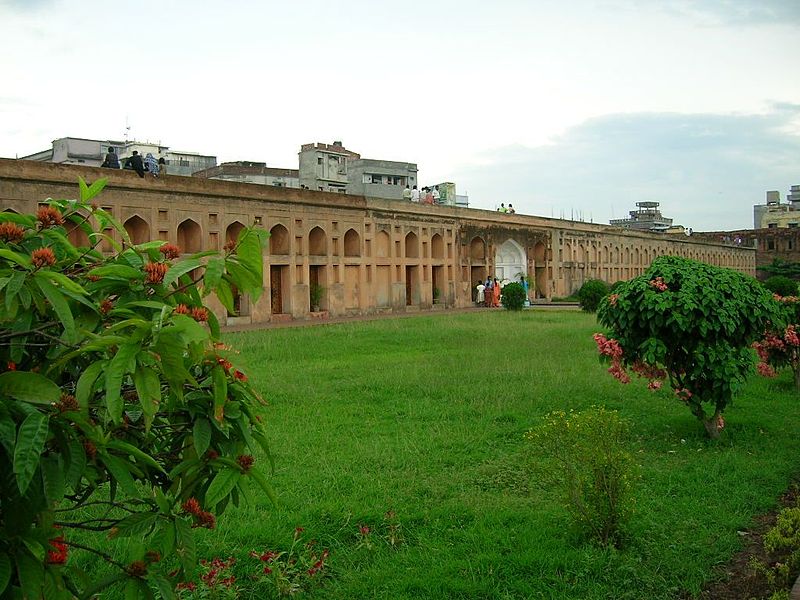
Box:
[610,201,673,232]
[754,186,800,229]
[20,136,217,176]
[298,141,417,200]
[193,161,299,188]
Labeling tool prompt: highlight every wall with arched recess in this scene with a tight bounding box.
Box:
[0,158,755,325]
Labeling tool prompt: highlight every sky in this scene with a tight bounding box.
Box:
[0,0,798,231]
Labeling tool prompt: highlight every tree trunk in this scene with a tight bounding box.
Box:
[702,408,722,439]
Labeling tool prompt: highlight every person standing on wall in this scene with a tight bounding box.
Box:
[158,156,167,177]
[411,185,420,202]
[403,185,412,201]
[432,185,441,204]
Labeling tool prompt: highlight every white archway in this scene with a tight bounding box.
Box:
[494,238,526,282]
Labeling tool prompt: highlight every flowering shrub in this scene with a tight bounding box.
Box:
[754,296,800,389]
[526,407,636,547]
[500,281,526,311]
[596,256,781,438]
[0,178,274,597]
[249,527,330,597]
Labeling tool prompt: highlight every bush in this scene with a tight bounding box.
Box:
[501,282,526,311]
[749,496,800,598]
[609,280,627,293]
[596,256,782,438]
[764,275,798,298]
[526,407,636,547]
[0,179,274,598]
[577,279,610,312]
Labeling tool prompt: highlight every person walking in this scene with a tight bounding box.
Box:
[493,277,501,307]
[101,146,120,169]
[144,153,159,177]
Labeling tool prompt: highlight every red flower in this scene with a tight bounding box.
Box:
[6,361,16,371]
[55,393,78,412]
[83,440,97,459]
[607,293,619,306]
[144,262,168,284]
[127,560,148,577]
[359,524,370,536]
[190,307,208,322]
[649,277,668,292]
[46,536,68,565]
[236,454,255,473]
[32,247,56,268]
[182,498,202,516]
[160,243,181,259]
[206,449,219,460]
[233,369,247,382]
[37,206,64,228]
[174,303,191,315]
[0,222,24,243]
[216,357,233,371]
[99,298,113,315]
[197,511,216,529]
[176,582,197,591]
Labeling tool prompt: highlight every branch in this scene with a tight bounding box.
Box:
[62,540,127,570]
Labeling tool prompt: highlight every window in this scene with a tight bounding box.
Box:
[768,223,778,229]
[789,223,799,228]
[768,239,775,250]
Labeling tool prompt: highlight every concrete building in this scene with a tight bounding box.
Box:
[19,137,217,177]
[610,201,673,232]
[193,161,299,188]
[1,159,753,327]
[298,141,417,199]
[753,186,800,229]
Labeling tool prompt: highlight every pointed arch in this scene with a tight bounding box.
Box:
[405,231,419,258]
[177,219,201,254]
[124,215,150,246]
[226,221,245,247]
[495,238,526,281]
[344,228,361,257]
[269,224,289,255]
[469,236,486,260]
[431,233,444,259]
[375,230,391,258]
[309,226,327,256]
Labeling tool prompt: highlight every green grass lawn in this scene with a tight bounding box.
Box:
[89,310,800,598]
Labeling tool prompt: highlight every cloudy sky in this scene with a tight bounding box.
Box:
[1,0,798,230]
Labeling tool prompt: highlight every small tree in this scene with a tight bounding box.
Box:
[753,296,800,389]
[500,282,526,311]
[596,256,781,438]
[0,179,274,597]
[763,275,798,298]
[577,279,610,313]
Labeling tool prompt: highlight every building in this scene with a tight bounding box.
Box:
[298,141,417,199]
[2,159,752,327]
[610,201,673,232]
[193,161,300,188]
[20,136,217,177]
[754,186,800,229]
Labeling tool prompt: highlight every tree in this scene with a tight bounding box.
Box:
[763,275,798,298]
[0,179,273,598]
[577,279,610,313]
[596,256,781,438]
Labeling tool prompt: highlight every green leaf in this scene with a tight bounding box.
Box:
[75,361,106,411]
[193,418,211,457]
[163,257,205,288]
[114,512,159,538]
[88,264,143,280]
[16,548,43,600]
[35,270,87,296]
[174,517,196,576]
[0,552,11,595]
[81,573,128,600]
[65,437,87,492]
[101,453,139,497]
[105,343,139,424]
[170,314,208,345]
[215,278,235,314]
[249,468,278,507]
[151,573,176,600]
[41,455,65,505]
[0,248,32,268]
[0,371,60,405]
[204,467,241,509]
[236,227,264,282]
[133,365,160,431]
[78,176,107,202]
[14,411,48,494]
[106,440,166,474]
[34,274,76,343]
[202,257,225,296]
[211,364,227,423]
[160,521,176,557]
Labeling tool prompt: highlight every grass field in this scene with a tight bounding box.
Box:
[93,310,800,598]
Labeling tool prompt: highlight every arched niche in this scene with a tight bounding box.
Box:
[309,226,327,256]
[533,241,546,263]
[124,215,150,246]
[405,231,419,258]
[431,233,444,259]
[469,237,486,260]
[226,221,245,246]
[375,230,391,258]
[344,228,361,257]
[177,219,201,254]
[269,224,289,255]
[495,238,526,281]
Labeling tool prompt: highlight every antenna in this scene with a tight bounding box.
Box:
[124,116,131,144]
